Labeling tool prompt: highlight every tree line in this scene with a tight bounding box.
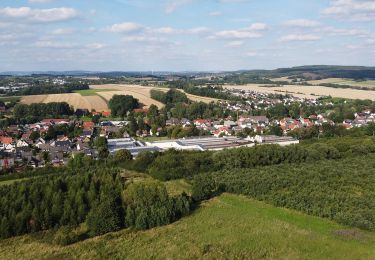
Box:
[13,102,73,120]
[10,83,89,96]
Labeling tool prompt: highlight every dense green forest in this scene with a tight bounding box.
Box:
[0,155,191,241]
[108,95,139,116]
[11,102,74,124]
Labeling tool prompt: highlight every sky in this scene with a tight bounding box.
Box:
[0,0,374,71]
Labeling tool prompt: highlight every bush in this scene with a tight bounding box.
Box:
[114,149,133,162]
[53,226,81,246]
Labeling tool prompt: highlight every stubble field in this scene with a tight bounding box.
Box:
[224,84,375,100]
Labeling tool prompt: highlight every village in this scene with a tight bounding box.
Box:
[1,97,374,171]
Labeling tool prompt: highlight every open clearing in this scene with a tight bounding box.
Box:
[224,84,375,100]
[1,193,375,259]
[21,93,109,111]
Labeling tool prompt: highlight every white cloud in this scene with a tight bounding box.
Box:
[284,19,320,28]
[165,0,193,14]
[0,7,78,23]
[86,43,106,50]
[322,0,375,21]
[279,34,321,42]
[209,23,267,40]
[248,23,268,30]
[209,11,222,17]
[122,36,167,43]
[211,30,262,39]
[34,40,78,49]
[51,28,75,35]
[226,41,244,47]
[150,26,209,35]
[107,22,143,33]
[321,26,370,37]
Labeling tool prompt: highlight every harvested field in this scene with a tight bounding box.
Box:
[98,91,164,109]
[91,84,218,105]
[223,84,375,100]
[270,77,293,83]
[92,84,165,108]
[21,93,110,111]
[21,95,48,104]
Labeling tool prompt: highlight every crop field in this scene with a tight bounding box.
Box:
[92,84,218,105]
[92,84,165,109]
[224,84,375,100]
[1,193,375,259]
[308,78,375,88]
[21,93,109,111]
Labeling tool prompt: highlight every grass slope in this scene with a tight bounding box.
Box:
[1,194,375,259]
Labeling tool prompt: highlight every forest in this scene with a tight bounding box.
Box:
[0,154,191,241]
[12,83,89,96]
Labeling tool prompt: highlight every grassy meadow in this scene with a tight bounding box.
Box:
[1,193,375,259]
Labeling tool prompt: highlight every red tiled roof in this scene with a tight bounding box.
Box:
[0,136,13,144]
[83,122,94,129]
[101,111,111,117]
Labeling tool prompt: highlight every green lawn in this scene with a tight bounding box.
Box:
[1,193,375,259]
[74,89,114,96]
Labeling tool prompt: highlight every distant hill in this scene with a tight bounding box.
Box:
[2,65,375,79]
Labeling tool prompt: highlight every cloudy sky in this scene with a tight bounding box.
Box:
[0,0,374,71]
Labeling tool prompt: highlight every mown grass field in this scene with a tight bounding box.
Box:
[1,193,375,259]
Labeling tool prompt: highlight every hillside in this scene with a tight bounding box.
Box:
[1,194,375,259]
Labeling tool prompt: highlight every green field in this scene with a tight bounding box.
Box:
[337,79,375,87]
[74,89,114,96]
[0,96,21,103]
[1,193,375,259]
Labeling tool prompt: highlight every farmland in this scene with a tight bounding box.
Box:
[1,193,375,259]
[223,84,375,100]
[21,93,109,112]
[308,78,375,88]
[92,84,218,104]
[91,84,165,109]
[18,83,218,112]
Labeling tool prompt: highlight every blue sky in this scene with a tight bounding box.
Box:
[0,0,374,71]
